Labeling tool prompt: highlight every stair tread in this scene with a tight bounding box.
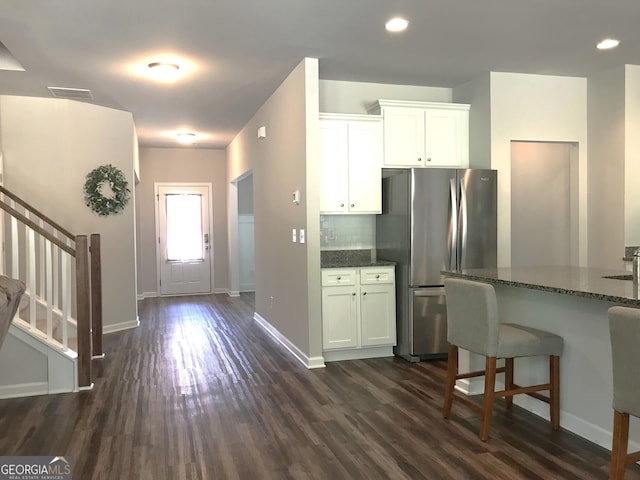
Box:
[16,317,78,352]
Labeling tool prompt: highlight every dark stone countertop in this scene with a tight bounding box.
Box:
[321,249,395,268]
[442,266,640,306]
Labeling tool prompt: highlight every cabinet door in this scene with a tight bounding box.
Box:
[319,120,348,213]
[382,108,425,167]
[423,108,469,167]
[359,284,396,347]
[322,286,359,350]
[347,120,382,213]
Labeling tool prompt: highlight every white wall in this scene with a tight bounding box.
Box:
[0,96,138,331]
[489,73,588,267]
[136,147,228,297]
[227,58,323,366]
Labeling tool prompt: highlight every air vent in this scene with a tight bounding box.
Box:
[47,87,93,100]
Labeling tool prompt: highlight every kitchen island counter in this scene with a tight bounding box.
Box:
[441,265,640,453]
[443,265,640,306]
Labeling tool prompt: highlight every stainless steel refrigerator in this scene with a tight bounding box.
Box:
[376,168,497,361]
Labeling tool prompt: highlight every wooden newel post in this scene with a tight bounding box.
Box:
[90,233,103,357]
[75,235,92,388]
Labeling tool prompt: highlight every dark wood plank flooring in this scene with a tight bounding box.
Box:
[0,292,637,479]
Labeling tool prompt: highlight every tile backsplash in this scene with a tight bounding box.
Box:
[320,215,376,250]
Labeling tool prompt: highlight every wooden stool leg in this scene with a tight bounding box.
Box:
[443,344,458,418]
[505,357,514,409]
[480,356,497,441]
[550,355,560,430]
[610,410,630,480]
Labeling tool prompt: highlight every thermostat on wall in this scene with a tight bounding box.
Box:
[292,190,300,205]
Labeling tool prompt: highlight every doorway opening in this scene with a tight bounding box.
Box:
[155,183,213,295]
[237,174,255,293]
[510,141,579,267]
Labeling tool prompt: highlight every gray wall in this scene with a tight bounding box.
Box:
[454,73,492,169]
[0,96,138,331]
[238,174,253,215]
[227,58,322,365]
[587,66,626,269]
[136,147,228,296]
[319,79,451,113]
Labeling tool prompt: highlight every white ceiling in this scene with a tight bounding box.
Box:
[1,0,639,149]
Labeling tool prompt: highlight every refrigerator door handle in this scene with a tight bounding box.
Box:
[459,178,468,268]
[449,178,458,272]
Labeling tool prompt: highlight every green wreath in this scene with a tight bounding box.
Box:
[83,164,130,216]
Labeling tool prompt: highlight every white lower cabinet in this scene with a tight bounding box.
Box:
[321,266,396,361]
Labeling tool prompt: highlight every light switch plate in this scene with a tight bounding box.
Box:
[299,229,305,244]
[292,228,297,243]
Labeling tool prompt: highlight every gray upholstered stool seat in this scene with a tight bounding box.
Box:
[443,277,563,441]
[0,276,26,350]
[497,323,564,358]
[608,306,640,479]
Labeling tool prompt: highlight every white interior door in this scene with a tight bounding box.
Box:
[156,183,212,295]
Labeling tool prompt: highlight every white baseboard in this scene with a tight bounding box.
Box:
[324,346,394,362]
[103,318,140,334]
[228,290,240,297]
[214,288,229,294]
[511,394,637,454]
[0,381,48,399]
[453,378,632,454]
[253,312,325,369]
[138,292,158,300]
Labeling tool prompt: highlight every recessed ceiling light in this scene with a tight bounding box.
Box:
[148,62,180,81]
[596,38,620,50]
[176,132,197,144]
[385,17,409,33]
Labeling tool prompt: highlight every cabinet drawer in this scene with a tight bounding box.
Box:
[322,269,357,286]
[360,267,394,285]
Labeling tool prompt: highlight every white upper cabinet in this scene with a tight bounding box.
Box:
[369,100,470,168]
[319,113,383,214]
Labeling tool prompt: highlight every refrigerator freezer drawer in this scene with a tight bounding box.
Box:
[410,288,448,356]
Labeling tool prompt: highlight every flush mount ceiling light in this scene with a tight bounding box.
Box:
[596,38,620,50]
[385,17,409,33]
[148,61,180,81]
[176,132,197,144]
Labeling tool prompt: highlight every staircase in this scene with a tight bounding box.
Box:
[0,185,102,398]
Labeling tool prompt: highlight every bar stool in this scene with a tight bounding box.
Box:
[443,277,563,441]
[0,276,26,350]
[608,306,640,480]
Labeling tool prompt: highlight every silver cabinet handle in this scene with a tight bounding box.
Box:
[340,203,344,207]
[350,204,354,208]
[417,157,422,162]
[426,157,432,162]
[363,291,367,296]
[352,292,356,296]
[375,274,380,279]
[337,276,341,280]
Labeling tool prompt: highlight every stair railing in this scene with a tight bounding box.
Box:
[0,185,102,389]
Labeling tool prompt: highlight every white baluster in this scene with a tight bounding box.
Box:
[45,239,53,341]
[61,250,71,351]
[10,216,18,279]
[28,228,36,329]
